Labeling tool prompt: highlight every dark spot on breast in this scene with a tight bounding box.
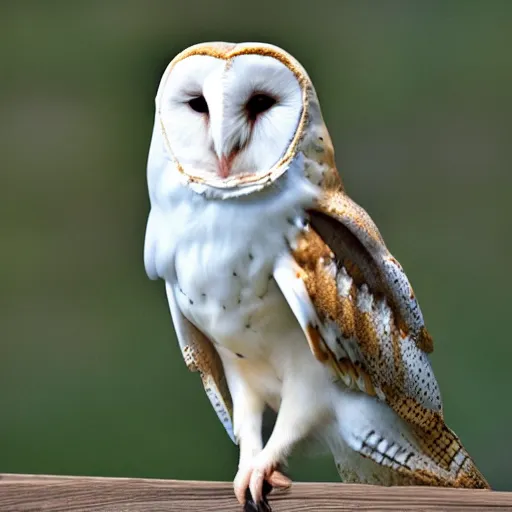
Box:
[236,353,244,358]
[233,271,238,277]
[248,253,253,261]
[201,293,206,298]
[222,305,226,310]
[189,299,194,305]
[318,136,324,141]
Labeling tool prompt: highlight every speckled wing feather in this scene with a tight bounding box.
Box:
[165,283,235,442]
[274,188,489,489]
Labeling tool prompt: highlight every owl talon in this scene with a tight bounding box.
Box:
[243,480,273,512]
[249,467,266,504]
[234,464,291,506]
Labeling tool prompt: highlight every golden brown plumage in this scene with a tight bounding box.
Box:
[284,141,490,487]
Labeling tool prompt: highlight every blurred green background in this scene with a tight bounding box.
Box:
[1,0,511,491]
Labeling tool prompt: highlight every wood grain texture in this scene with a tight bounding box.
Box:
[1,474,511,511]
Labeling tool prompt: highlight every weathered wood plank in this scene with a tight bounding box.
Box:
[1,474,511,511]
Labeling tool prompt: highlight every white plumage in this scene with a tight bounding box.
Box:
[144,41,489,508]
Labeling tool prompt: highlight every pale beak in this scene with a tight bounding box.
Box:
[217,151,237,179]
[218,155,231,178]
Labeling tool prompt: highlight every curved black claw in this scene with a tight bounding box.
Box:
[243,480,273,512]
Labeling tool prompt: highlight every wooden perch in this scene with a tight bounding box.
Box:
[1,474,511,511]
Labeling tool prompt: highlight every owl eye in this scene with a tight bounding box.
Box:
[188,95,209,114]
[246,94,276,121]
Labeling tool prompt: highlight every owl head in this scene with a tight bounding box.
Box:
[151,42,340,199]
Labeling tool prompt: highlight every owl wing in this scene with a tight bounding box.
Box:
[273,187,489,488]
[164,282,235,443]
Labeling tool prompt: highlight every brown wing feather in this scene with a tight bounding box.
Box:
[165,284,234,442]
[312,190,433,353]
[289,191,489,488]
[180,321,234,442]
[291,226,440,415]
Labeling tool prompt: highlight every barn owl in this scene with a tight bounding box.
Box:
[144,41,489,508]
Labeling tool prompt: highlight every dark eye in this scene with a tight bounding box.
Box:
[188,95,209,114]
[246,94,276,121]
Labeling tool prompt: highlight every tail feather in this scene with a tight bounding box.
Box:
[329,388,490,488]
[410,423,489,488]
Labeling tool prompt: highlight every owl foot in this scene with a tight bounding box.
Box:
[234,462,291,505]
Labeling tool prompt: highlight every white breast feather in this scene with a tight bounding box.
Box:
[144,120,440,487]
[145,121,318,354]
